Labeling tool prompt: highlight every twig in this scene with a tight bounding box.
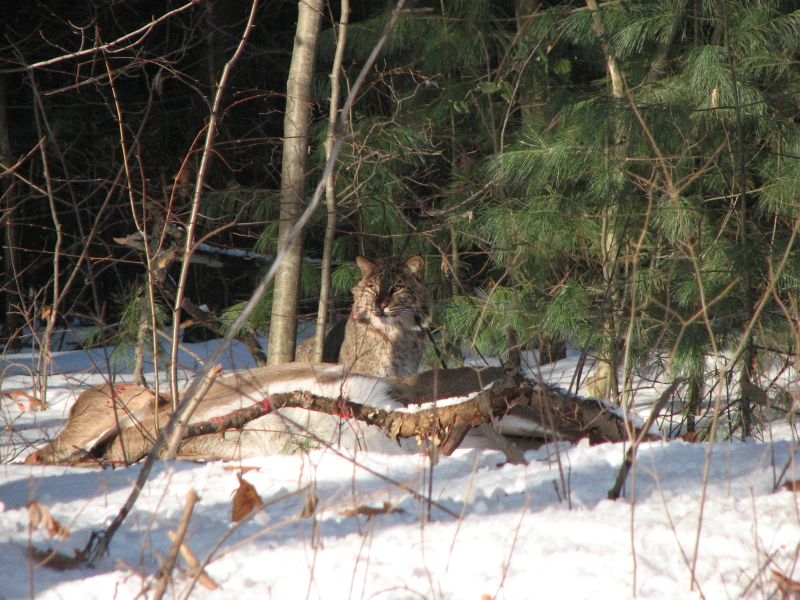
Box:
[771,446,800,493]
[608,379,682,500]
[166,531,219,591]
[312,0,350,362]
[26,1,200,70]
[178,489,309,600]
[167,0,260,412]
[161,366,223,458]
[152,489,200,600]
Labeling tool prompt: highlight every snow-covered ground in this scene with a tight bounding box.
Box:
[1,337,799,599]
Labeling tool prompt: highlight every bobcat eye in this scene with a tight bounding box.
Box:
[391,285,405,295]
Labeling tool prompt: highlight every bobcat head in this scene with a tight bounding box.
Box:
[350,255,430,335]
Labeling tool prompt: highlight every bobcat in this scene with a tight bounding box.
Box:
[297,255,430,377]
[337,255,430,377]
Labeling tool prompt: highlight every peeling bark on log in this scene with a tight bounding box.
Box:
[526,383,660,444]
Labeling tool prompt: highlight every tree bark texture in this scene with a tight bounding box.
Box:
[587,0,625,402]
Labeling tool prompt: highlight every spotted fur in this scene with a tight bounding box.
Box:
[338,256,430,377]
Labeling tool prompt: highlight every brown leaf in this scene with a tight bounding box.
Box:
[231,473,263,523]
[4,390,48,412]
[28,396,49,411]
[28,547,83,570]
[782,480,800,492]
[773,569,800,595]
[340,502,405,520]
[28,500,70,540]
[300,489,318,519]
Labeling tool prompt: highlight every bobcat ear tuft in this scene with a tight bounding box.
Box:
[356,256,377,275]
[404,256,425,278]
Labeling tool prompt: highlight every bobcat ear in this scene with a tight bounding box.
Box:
[404,256,425,278]
[356,256,377,275]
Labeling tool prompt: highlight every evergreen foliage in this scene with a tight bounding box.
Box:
[425,0,800,435]
[108,285,169,372]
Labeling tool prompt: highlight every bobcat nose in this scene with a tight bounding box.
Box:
[377,297,391,314]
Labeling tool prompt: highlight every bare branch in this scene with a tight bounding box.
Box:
[25,1,201,71]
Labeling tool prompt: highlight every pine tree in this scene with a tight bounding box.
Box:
[441,0,800,436]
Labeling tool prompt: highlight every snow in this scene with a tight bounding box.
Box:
[1,340,799,599]
[396,385,489,413]
[256,367,404,412]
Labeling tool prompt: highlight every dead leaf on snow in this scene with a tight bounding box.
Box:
[782,480,800,492]
[300,489,318,519]
[231,473,263,523]
[28,500,70,540]
[222,465,260,473]
[28,547,84,570]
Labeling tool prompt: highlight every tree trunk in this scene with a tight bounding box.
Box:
[686,376,701,434]
[587,0,625,403]
[268,0,323,364]
[133,286,149,386]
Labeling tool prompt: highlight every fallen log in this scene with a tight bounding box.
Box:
[25,362,660,465]
[105,364,510,462]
